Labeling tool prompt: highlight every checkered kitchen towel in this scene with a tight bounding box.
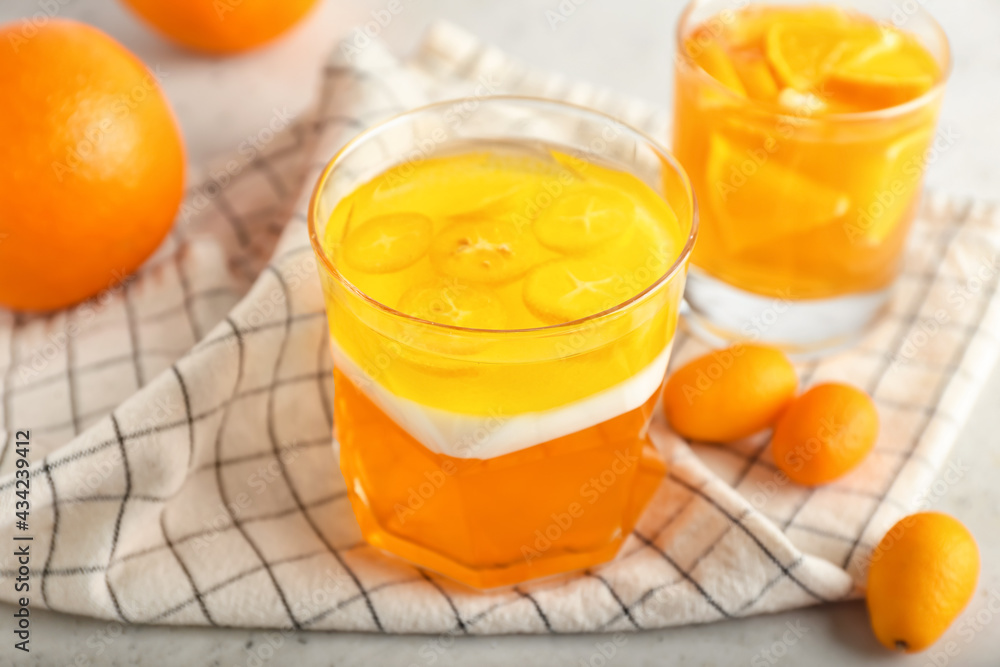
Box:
[0,22,998,633]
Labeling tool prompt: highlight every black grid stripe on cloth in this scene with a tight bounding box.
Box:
[65,313,81,437]
[170,365,196,468]
[122,282,145,390]
[213,316,302,630]
[587,571,642,630]
[419,570,469,634]
[173,246,201,341]
[632,529,732,620]
[106,414,133,622]
[39,460,58,610]
[157,508,215,625]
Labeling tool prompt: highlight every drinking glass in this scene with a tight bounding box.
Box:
[309,97,697,588]
[673,0,950,354]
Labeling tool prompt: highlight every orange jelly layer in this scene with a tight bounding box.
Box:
[334,369,667,589]
[673,5,943,299]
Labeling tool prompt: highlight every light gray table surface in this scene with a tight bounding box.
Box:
[1,0,998,665]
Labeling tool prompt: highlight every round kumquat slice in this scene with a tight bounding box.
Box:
[342,212,433,274]
[430,219,538,284]
[397,279,507,329]
[523,259,623,324]
[533,187,636,254]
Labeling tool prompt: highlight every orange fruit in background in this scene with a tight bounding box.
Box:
[770,382,879,485]
[867,512,979,653]
[0,19,185,312]
[120,0,320,54]
[663,344,798,442]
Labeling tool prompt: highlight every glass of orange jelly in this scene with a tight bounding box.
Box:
[674,0,949,353]
[308,98,696,589]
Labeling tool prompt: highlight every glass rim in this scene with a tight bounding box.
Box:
[307,95,699,336]
[674,0,952,123]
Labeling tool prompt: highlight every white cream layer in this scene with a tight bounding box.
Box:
[331,340,673,460]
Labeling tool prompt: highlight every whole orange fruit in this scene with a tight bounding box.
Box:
[120,0,319,54]
[0,19,184,312]
[770,382,879,485]
[867,512,979,653]
[663,344,798,442]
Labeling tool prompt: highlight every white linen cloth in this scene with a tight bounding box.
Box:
[0,23,997,633]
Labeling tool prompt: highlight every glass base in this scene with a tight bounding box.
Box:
[333,369,667,590]
[683,268,890,359]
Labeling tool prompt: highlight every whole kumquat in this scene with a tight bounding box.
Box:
[770,382,878,485]
[867,512,979,653]
[663,344,798,442]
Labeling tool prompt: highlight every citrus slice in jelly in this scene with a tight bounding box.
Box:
[430,219,538,284]
[342,212,433,274]
[731,52,780,101]
[828,32,939,108]
[853,128,934,243]
[533,187,636,254]
[726,6,849,51]
[523,259,623,324]
[706,134,850,254]
[370,150,575,220]
[397,278,506,329]
[685,32,747,96]
[765,21,849,91]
